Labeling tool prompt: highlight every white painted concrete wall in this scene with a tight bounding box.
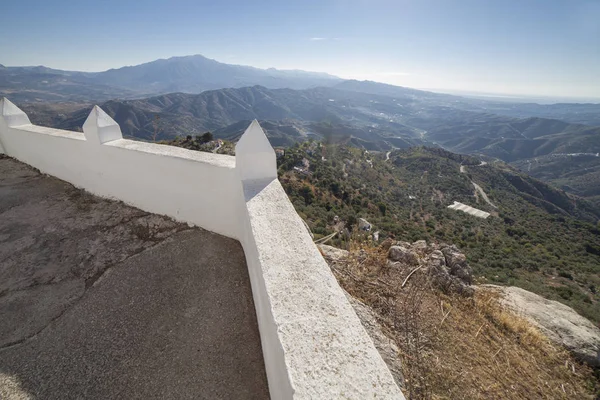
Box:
[0,99,240,239]
[0,98,404,399]
[239,178,404,399]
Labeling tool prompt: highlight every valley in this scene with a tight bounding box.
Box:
[15,77,600,207]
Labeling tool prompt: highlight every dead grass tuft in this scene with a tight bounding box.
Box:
[330,241,598,400]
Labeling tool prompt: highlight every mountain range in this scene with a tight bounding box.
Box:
[22,82,600,156]
[0,55,341,102]
[5,55,600,206]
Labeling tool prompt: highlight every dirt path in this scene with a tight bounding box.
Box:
[472,181,498,208]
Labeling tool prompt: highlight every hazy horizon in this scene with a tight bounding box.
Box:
[1,0,599,101]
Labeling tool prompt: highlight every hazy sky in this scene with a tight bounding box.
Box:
[1,0,599,99]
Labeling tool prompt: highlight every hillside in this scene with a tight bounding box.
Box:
[0,66,136,103]
[28,86,430,148]
[332,80,600,126]
[322,241,599,399]
[25,85,600,157]
[479,101,600,127]
[512,155,600,209]
[274,143,600,324]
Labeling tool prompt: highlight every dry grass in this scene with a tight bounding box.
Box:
[330,242,598,400]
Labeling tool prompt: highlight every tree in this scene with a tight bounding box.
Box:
[198,132,213,144]
[346,214,357,231]
[299,185,315,206]
[330,182,342,198]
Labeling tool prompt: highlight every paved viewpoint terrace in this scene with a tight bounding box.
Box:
[0,156,269,399]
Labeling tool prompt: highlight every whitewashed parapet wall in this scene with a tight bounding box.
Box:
[0,98,404,399]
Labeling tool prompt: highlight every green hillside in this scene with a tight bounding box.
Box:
[276,142,600,324]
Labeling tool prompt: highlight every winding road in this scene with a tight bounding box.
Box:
[460,163,498,209]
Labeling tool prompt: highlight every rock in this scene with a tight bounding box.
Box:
[426,250,446,269]
[318,244,349,263]
[492,285,600,367]
[379,238,394,252]
[388,246,419,266]
[344,291,404,389]
[441,245,473,285]
[372,231,380,242]
[395,241,412,249]
[412,240,428,255]
[428,246,474,296]
[358,218,372,232]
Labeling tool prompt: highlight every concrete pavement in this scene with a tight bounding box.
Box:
[0,156,268,399]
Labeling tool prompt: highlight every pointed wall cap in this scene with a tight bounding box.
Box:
[235,119,277,181]
[0,97,31,127]
[82,105,123,144]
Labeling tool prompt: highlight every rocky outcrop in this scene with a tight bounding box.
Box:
[491,285,600,367]
[387,241,474,296]
[427,244,474,296]
[440,245,473,286]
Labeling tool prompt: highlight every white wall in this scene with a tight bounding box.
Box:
[0,101,240,239]
[0,99,404,399]
[238,178,405,399]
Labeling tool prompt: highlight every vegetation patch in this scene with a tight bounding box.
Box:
[332,242,598,399]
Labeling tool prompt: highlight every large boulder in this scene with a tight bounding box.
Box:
[388,246,419,266]
[493,285,600,367]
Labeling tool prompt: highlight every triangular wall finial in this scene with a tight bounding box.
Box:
[235,119,277,181]
[0,97,31,127]
[82,105,123,144]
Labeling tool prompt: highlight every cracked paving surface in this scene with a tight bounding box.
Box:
[0,156,268,399]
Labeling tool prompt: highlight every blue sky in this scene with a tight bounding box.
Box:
[1,0,599,99]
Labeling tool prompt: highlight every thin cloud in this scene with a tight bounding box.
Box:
[378,72,411,77]
[309,37,326,41]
